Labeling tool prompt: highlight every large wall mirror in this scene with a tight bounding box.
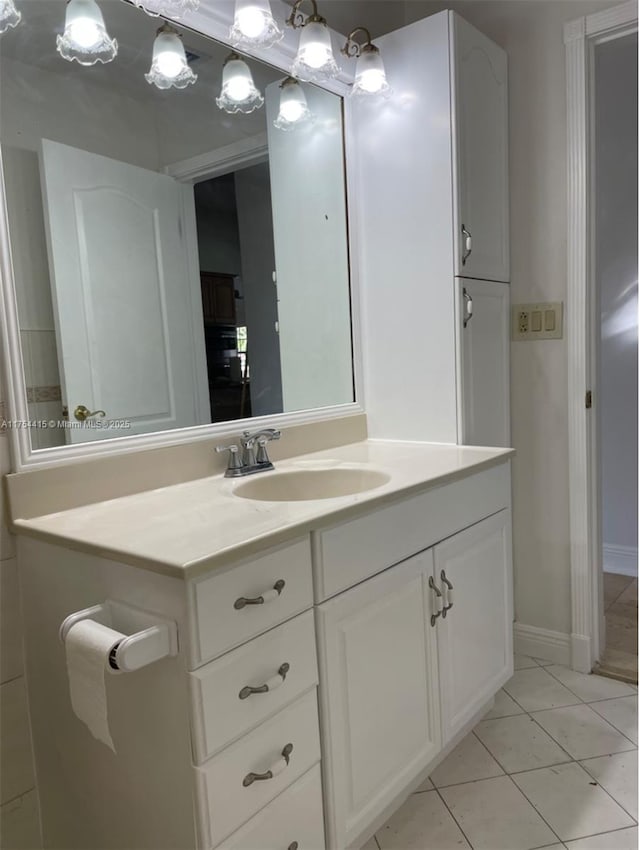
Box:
[0,0,355,457]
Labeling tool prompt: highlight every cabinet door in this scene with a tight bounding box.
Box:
[452,13,509,282]
[456,279,510,447]
[435,510,513,744]
[316,551,441,850]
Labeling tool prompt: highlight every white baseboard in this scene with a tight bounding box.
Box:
[514,622,571,667]
[603,544,638,577]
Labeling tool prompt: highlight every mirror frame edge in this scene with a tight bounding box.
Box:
[0,0,365,472]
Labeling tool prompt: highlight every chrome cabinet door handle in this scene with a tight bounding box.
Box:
[239,663,290,700]
[242,743,293,787]
[234,580,285,610]
[429,575,443,627]
[441,570,454,617]
[461,224,472,265]
[463,288,473,328]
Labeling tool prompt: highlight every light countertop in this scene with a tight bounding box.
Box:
[11,440,514,579]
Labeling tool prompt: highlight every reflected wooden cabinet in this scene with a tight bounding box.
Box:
[201,272,237,326]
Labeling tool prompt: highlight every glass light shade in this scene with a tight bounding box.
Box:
[274,78,313,131]
[56,0,117,65]
[145,27,197,90]
[351,45,390,97]
[134,0,199,19]
[216,54,264,114]
[0,0,21,34]
[291,17,339,82]
[230,0,282,49]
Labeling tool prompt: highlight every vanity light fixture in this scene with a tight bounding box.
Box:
[145,23,197,90]
[342,27,390,97]
[286,0,339,83]
[0,0,21,35]
[273,76,313,131]
[216,52,264,114]
[133,0,199,19]
[230,0,282,49]
[56,0,117,66]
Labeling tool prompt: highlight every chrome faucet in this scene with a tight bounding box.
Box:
[216,428,281,478]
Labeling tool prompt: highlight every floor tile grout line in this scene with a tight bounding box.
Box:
[432,785,476,850]
[373,835,381,850]
[577,755,640,824]
[501,772,565,846]
[527,706,638,762]
[543,664,637,708]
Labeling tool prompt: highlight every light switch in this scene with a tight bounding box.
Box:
[512,302,563,340]
[544,310,556,332]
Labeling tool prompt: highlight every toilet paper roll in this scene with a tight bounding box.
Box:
[65,620,121,752]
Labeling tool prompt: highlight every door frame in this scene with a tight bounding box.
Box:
[565,0,637,673]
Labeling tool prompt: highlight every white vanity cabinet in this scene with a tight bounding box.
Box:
[354,10,510,446]
[15,454,513,850]
[315,467,513,850]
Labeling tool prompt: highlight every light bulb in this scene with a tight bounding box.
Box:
[230,0,282,48]
[274,77,313,131]
[68,17,101,48]
[146,24,197,90]
[0,0,21,34]
[56,0,117,65]
[351,44,391,98]
[292,17,339,82]
[216,53,264,114]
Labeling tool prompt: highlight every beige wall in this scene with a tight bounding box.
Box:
[0,364,41,849]
[402,0,613,637]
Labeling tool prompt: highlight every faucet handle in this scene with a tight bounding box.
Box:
[255,438,272,465]
[215,444,243,472]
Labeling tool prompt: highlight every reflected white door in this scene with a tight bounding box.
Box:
[40,139,209,443]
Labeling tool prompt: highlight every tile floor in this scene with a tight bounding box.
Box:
[600,574,637,682]
[362,656,638,850]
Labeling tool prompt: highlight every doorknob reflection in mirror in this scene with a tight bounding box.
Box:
[74,405,106,422]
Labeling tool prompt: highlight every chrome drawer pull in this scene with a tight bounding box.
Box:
[239,663,290,700]
[242,743,293,787]
[461,223,472,265]
[234,580,285,610]
[441,570,454,617]
[429,575,443,627]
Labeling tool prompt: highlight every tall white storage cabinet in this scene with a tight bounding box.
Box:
[353,11,510,447]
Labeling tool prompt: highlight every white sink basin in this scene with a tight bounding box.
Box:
[233,468,391,502]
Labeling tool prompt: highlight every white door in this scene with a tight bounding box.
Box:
[316,551,441,850]
[434,510,513,744]
[456,278,510,447]
[265,81,353,413]
[40,139,209,443]
[452,12,510,282]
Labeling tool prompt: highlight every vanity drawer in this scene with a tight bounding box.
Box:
[190,610,318,762]
[313,462,510,600]
[195,689,321,849]
[217,764,325,850]
[189,538,314,667]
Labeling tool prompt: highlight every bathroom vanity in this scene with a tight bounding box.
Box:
[10,441,513,850]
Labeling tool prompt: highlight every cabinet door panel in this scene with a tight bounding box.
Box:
[435,510,513,743]
[317,551,441,850]
[453,13,509,282]
[456,279,510,447]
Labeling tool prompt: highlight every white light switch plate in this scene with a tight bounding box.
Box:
[512,302,563,340]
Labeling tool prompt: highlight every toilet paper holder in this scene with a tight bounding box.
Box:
[59,600,178,673]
